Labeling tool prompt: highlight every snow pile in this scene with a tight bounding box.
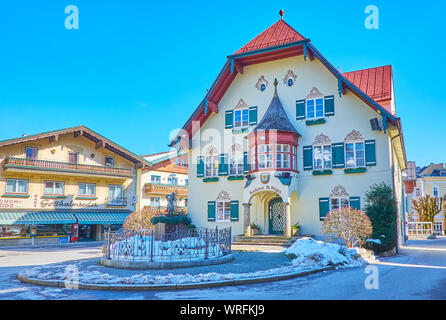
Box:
[282,237,365,268]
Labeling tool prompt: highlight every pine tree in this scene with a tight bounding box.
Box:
[363,183,398,253]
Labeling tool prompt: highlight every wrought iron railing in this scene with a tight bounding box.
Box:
[103,227,231,262]
[5,157,134,177]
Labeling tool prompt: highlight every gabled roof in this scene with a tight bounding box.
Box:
[169,15,399,148]
[235,19,306,54]
[143,150,186,165]
[252,84,299,135]
[0,126,152,167]
[419,163,446,177]
[343,65,393,113]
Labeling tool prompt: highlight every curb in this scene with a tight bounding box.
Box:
[17,264,340,291]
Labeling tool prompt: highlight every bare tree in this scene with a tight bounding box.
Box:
[322,207,373,248]
[123,206,155,232]
[412,195,443,224]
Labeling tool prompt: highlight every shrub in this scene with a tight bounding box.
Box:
[363,183,398,253]
[322,207,373,248]
[150,215,192,225]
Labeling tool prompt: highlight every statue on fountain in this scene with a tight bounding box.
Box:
[166,192,176,215]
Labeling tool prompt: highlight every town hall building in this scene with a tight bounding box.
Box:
[170,12,408,241]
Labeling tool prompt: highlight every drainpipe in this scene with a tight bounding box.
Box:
[390,133,401,253]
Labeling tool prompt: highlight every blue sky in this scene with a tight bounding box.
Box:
[0,0,444,167]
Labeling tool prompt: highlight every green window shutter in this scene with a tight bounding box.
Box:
[332,143,345,168]
[243,151,249,174]
[230,200,239,221]
[225,110,234,129]
[303,146,313,170]
[324,95,335,116]
[218,154,228,176]
[197,156,204,177]
[319,197,330,221]
[365,140,376,166]
[249,106,258,125]
[296,99,306,120]
[349,196,361,210]
[208,201,216,221]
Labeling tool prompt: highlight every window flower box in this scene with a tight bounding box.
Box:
[232,128,249,134]
[344,167,367,174]
[227,176,244,181]
[203,177,219,182]
[305,118,326,126]
[312,169,333,176]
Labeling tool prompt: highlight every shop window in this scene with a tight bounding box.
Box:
[44,181,64,195]
[78,183,95,196]
[5,179,28,194]
[108,185,124,205]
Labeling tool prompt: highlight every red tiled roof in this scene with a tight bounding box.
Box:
[234,19,306,54]
[343,65,392,104]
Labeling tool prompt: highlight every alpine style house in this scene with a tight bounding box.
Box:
[170,11,407,242]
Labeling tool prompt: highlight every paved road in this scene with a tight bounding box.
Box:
[0,238,445,300]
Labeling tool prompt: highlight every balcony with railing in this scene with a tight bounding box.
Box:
[144,183,188,197]
[4,157,134,178]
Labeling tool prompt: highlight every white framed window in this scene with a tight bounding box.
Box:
[5,179,28,194]
[205,156,218,177]
[229,153,244,176]
[234,109,249,128]
[313,145,332,170]
[258,144,273,169]
[292,146,297,171]
[150,197,160,206]
[276,144,290,169]
[330,197,349,211]
[216,201,231,222]
[108,185,124,205]
[433,186,439,198]
[345,142,365,168]
[306,98,324,119]
[44,181,64,195]
[78,183,95,196]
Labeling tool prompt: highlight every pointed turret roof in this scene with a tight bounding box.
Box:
[235,18,306,54]
[252,79,299,135]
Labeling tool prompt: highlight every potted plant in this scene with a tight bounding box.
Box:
[250,223,261,236]
[291,222,301,236]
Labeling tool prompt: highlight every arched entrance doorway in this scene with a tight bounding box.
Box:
[268,197,285,234]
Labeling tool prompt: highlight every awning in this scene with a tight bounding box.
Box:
[73,212,130,225]
[0,212,77,225]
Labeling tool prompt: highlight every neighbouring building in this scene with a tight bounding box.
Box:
[169,12,408,243]
[0,126,151,246]
[406,162,446,234]
[141,150,188,215]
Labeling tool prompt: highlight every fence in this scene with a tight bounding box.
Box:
[406,222,433,237]
[103,227,231,262]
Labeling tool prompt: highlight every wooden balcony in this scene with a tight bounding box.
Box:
[4,157,134,178]
[144,183,188,197]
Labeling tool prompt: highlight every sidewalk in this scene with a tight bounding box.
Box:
[0,241,103,251]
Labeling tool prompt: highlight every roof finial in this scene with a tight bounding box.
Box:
[273,78,278,97]
[279,9,284,20]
